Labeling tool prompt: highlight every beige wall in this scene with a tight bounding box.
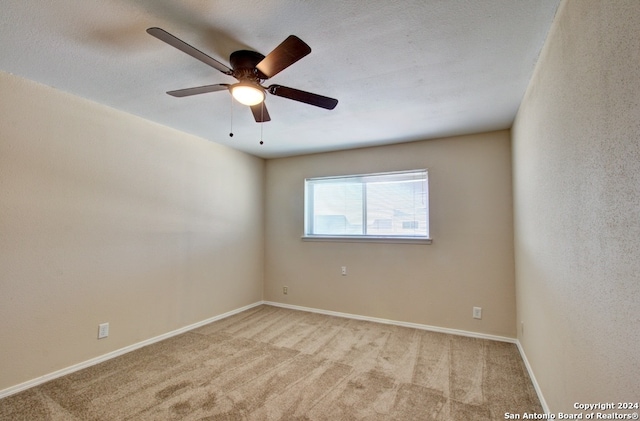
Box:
[265,131,516,337]
[512,0,640,412]
[0,72,264,390]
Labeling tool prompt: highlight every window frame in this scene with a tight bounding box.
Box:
[303,169,432,244]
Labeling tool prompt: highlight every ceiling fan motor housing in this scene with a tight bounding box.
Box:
[230,50,267,81]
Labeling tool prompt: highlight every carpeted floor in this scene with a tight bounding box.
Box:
[0,305,541,420]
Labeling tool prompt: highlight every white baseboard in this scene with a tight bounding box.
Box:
[0,301,263,399]
[263,301,517,344]
[515,340,550,414]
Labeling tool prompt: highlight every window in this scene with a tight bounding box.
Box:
[304,170,430,243]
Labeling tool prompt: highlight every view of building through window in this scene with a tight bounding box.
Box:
[305,170,429,239]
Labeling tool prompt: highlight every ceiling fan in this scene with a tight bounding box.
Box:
[147,27,338,123]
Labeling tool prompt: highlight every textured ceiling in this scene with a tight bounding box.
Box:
[1,0,560,158]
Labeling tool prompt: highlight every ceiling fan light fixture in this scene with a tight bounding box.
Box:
[231,83,265,106]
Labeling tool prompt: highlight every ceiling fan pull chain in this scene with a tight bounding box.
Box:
[229,94,234,137]
[259,102,264,145]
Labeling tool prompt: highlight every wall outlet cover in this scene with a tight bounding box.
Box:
[98,322,109,339]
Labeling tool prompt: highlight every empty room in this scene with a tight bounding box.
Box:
[1,1,638,419]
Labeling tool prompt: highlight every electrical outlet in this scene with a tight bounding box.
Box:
[473,307,482,319]
[98,323,109,339]
[283,286,288,295]
[341,266,347,276]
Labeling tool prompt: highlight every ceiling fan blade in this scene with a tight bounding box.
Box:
[256,36,311,79]
[268,85,338,110]
[166,84,229,97]
[250,103,271,122]
[147,27,232,75]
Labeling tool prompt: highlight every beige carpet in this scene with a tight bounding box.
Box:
[0,305,541,420]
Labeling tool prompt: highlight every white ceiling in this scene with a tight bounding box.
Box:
[1,0,560,159]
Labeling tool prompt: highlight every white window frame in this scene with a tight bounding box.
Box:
[303,169,431,244]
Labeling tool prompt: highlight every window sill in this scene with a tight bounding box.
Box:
[301,235,432,244]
